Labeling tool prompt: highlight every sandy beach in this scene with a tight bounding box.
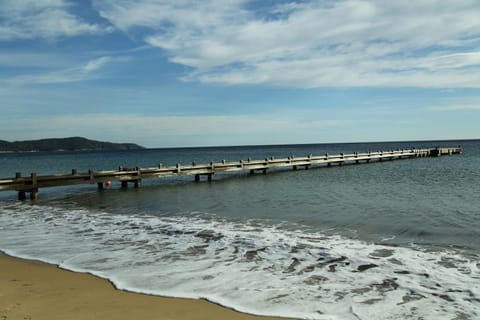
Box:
[0,253,291,320]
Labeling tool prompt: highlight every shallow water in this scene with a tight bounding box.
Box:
[1,140,479,319]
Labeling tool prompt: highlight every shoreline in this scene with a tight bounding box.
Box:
[0,252,293,320]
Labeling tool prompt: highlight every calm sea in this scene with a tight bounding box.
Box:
[1,140,479,319]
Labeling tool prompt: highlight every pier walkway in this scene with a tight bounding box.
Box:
[0,147,463,200]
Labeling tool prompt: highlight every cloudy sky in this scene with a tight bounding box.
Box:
[1,0,479,147]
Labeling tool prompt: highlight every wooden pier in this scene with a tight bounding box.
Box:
[0,147,463,200]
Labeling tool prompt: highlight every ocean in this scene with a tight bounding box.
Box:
[0,140,479,319]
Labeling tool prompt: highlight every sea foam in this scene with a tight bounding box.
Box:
[1,203,479,320]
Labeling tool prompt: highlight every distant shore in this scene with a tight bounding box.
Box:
[0,253,290,320]
[0,137,144,153]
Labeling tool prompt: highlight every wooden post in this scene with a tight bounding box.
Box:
[195,174,200,182]
[15,173,26,200]
[207,173,213,182]
[18,191,26,201]
[134,180,140,188]
[97,182,104,190]
[72,169,77,175]
[30,190,38,201]
[30,173,38,200]
[121,181,128,188]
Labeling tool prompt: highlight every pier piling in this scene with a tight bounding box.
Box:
[1,147,463,200]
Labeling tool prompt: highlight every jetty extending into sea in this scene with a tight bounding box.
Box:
[0,147,463,200]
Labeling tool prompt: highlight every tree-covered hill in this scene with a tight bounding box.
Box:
[0,137,145,152]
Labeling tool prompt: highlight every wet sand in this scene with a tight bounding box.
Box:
[0,253,291,320]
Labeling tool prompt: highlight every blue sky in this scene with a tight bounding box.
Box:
[1,0,479,147]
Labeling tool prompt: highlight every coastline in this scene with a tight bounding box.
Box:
[0,252,292,320]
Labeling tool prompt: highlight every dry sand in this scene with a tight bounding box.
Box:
[0,253,292,320]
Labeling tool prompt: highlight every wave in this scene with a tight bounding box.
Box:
[0,203,479,319]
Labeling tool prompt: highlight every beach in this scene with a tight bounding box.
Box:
[1,140,479,319]
[0,253,289,320]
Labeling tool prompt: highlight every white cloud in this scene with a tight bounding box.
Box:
[94,0,480,88]
[82,56,114,72]
[2,56,126,86]
[416,52,480,71]
[0,0,112,40]
[427,104,480,111]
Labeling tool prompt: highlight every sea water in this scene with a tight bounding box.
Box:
[0,140,479,319]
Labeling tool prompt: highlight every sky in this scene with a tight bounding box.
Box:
[0,0,479,148]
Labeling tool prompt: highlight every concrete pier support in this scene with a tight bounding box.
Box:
[194,174,213,182]
[250,169,267,175]
[119,180,140,188]
[18,190,37,201]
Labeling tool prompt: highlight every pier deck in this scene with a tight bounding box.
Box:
[0,147,463,200]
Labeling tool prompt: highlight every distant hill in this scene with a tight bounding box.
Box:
[0,137,145,152]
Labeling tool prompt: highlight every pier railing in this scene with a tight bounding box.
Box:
[0,147,463,200]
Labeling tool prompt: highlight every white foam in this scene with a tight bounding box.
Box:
[0,203,479,320]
